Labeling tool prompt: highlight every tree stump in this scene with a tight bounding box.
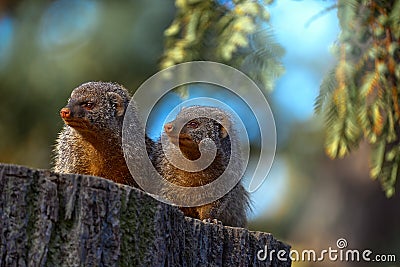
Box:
[0,163,291,266]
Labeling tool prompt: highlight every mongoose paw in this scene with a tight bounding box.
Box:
[202,218,223,225]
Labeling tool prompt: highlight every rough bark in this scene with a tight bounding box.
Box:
[0,163,291,267]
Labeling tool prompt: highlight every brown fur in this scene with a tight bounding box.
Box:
[54,81,151,187]
[154,106,250,227]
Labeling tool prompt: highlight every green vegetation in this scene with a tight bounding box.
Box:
[316,0,400,197]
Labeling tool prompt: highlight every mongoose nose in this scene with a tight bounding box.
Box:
[60,108,71,119]
[164,123,174,133]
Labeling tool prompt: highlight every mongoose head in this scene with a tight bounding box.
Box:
[60,81,130,139]
[163,106,231,160]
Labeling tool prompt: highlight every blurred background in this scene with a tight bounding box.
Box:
[0,0,398,266]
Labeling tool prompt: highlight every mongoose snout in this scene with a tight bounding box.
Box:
[60,108,71,119]
[163,123,174,133]
[59,100,94,131]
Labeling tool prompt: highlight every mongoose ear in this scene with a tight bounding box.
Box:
[220,117,230,139]
[107,92,125,117]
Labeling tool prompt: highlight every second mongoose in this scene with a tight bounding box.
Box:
[54,81,151,187]
[154,106,250,227]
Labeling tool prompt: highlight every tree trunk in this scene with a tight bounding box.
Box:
[0,163,291,267]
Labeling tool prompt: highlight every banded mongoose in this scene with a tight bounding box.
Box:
[54,81,152,187]
[154,106,250,227]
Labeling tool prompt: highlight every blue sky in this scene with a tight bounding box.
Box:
[250,0,340,219]
[0,16,12,70]
[270,0,339,121]
[146,0,340,132]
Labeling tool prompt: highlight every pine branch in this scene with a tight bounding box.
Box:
[318,0,400,197]
[160,0,284,94]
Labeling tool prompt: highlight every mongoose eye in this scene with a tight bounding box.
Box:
[81,102,95,110]
[186,121,199,129]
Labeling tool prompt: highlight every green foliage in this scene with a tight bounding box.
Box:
[316,0,400,197]
[160,0,284,95]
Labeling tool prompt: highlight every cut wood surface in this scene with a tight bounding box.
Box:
[0,163,291,267]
